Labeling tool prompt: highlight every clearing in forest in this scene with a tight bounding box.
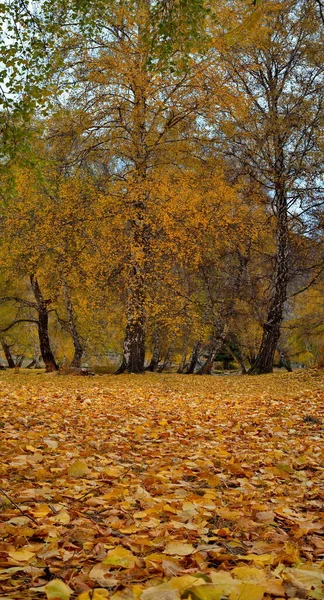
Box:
[0,370,323,599]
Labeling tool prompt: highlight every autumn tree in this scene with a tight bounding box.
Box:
[218,0,323,373]
[44,0,231,374]
[0,152,98,370]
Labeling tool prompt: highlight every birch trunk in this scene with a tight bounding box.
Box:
[185,341,202,374]
[249,184,289,374]
[62,280,84,369]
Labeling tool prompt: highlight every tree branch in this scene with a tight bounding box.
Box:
[0,319,39,333]
[0,297,37,309]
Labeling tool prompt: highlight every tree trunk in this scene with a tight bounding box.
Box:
[116,314,146,374]
[177,346,188,373]
[116,41,149,375]
[147,329,160,371]
[278,347,292,372]
[116,268,146,374]
[249,185,288,374]
[63,280,84,368]
[26,359,36,369]
[30,275,58,372]
[248,352,256,368]
[197,256,246,376]
[16,354,24,367]
[197,338,224,375]
[224,343,247,375]
[185,341,202,374]
[1,340,15,368]
[116,213,147,374]
[34,346,41,369]
[157,341,174,372]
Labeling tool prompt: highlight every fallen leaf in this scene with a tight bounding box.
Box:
[78,590,109,599]
[8,548,35,562]
[164,542,195,556]
[141,582,181,600]
[102,546,136,569]
[68,459,89,478]
[45,578,73,600]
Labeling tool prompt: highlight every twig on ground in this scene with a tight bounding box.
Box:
[0,486,39,525]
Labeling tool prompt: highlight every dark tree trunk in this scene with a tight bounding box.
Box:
[70,342,83,369]
[177,328,190,373]
[26,359,36,369]
[177,347,188,373]
[1,340,15,368]
[30,275,58,372]
[63,281,84,369]
[16,355,24,367]
[249,186,288,374]
[116,230,147,374]
[116,269,146,374]
[185,341,202,374]
[147,330,160,371]
[197,256,246,376]
[197,346,214,375]
[116,317,145,374]
[38,307,58,372]
[157,341,174,372]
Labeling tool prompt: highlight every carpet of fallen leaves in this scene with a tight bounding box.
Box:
[0,369,323,600]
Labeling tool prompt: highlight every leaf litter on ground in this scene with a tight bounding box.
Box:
[0,369,323,599]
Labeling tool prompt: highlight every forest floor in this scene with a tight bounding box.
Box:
[0,369,323,600]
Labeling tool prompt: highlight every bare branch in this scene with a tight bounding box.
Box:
[0,319,39,333]
[0,297,37,310]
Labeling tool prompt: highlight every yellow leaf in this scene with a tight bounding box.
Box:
[26,445,37,452]
[187,585,224,600]
[8,548,35,562]
[144,553,164,567]
[164,542,194,556]
[78,590,109,600]
[208,573,238,597]
[232,567,266,583]
[104,466,122,477]
[238,553,275,566]
[54,510,70,524]
[230,583,266,600]
[43,438,58,449]
[111,591,138,600]
[33,504,51,518]
[141,582,181,600]
[204,475,221,487]
[169,575,203,591]
[134,511,148,518]
[163,504,178,514]
[216,509,241,521]
[102,546,136,569]
[89,563,118,587]
[132,585,144,600]
[284,566,324,589]
[45,579,72,600]
[68,459,89,478]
